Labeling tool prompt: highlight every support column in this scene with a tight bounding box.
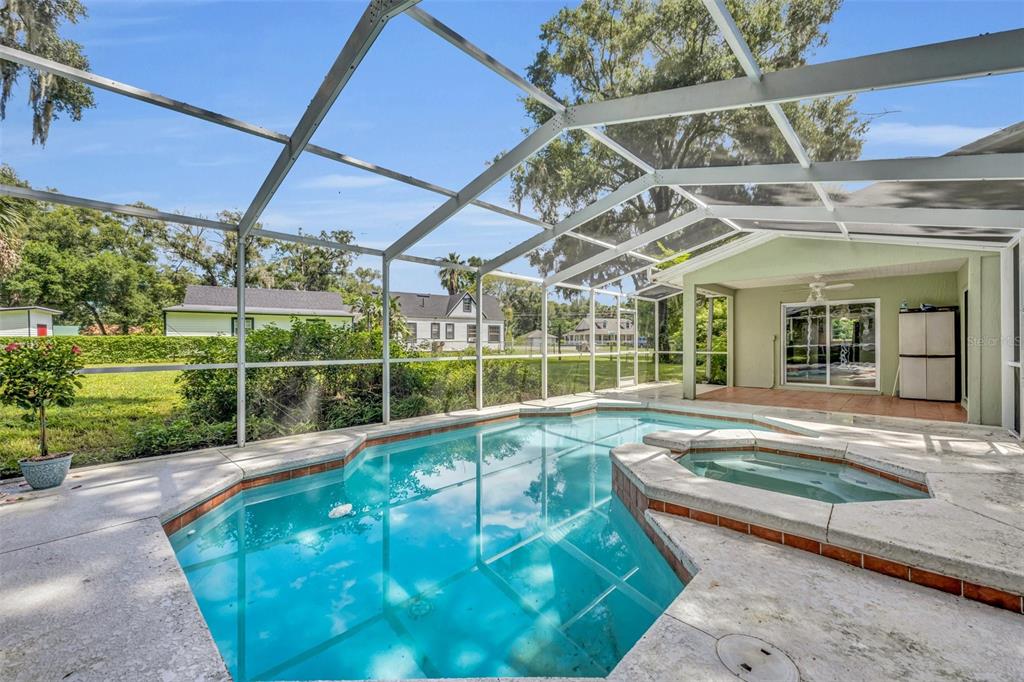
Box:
[476,273,484,410]
[704,295,714,383]
[382,256,391,425]
[966,255,982,424]
[682,279,698,400]
[1001,246,1015,431]
[615,296,621,389]
[589,289,596,393]
[633,297,639,384]
[726,293,735,387]
[236,237,247,447]
[654,299,660,382]
[541,285,549,400]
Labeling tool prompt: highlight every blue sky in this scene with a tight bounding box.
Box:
[2,0,1022,293]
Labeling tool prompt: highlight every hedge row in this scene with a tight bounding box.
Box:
[0,335,236,365]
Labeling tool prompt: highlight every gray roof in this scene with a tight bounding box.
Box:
[0,306,62,315]
[165,285,355,317]
[392,291,504,321]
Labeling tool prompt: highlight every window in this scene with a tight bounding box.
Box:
[782,300,878,389]
[488,325,500,343]
[467,324,476,342]
[445,323,455,340]
[430,322,440,339]
[463,297,472,313]
[231,316,255,336]
[408,322,417,339]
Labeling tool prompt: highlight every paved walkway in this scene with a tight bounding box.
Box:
[1,386,1020,681]
[697,385,967,422]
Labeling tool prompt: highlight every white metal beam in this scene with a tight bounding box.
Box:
[0,184,237,231]
[384,115,564,259]
[236,0,419,238]
[565,30,1024,128]
[593,229,742,288]
[653,233,778,281]
[655,153,1024,186]
[741,228,1010,252]
[545,209,707,285]
[403,7,709,260]
[699,0,847,236]
[706,204,1024,230]
[0,44,655,265]
[481,173,655,273]
[0,184,489,270]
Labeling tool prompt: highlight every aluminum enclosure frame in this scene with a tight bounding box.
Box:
[2,1,1022,444]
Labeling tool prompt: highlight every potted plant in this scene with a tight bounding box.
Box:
[0,340,83,489]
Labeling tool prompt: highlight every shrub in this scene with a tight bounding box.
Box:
[0,335,235,365]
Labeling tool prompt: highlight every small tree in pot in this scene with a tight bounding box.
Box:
[0,341,83,489]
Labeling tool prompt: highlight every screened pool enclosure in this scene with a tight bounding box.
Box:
[1,0,1022,448]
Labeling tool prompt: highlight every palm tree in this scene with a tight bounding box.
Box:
[438,252,465,295]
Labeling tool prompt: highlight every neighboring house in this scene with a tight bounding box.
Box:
[522,330,555,352]
[394,291,505,351]
[563,317,635,350]
[0,306,61,337]
[164,285,356,336]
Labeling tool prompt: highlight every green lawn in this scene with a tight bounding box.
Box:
[1,371,182,476]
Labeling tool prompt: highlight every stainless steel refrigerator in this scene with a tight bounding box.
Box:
[898,308,959,402]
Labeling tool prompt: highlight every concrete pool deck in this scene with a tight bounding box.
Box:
[1,384,1021,680]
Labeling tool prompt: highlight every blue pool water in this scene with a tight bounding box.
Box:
[172,411,756,680]
[681,450,929,503]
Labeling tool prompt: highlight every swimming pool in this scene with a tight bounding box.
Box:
[680,450,930,503]
[171,410,756,680]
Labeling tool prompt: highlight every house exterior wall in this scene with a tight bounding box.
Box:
[404,317,504,351]
[0,310,54,336]
[672,237,1004,426]
[164,312,353,336]
[729,271,960,394]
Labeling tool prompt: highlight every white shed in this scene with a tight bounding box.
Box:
[0,306,62,337]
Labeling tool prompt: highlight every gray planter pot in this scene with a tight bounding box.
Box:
[19,453,73,490]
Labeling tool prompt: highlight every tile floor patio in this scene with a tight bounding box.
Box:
[697,386,967,423]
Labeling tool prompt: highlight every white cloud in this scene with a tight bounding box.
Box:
[297,174,392,190]
[868,122,998,149]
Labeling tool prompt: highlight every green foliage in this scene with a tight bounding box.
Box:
[0,165,28,277]
[0,335,235,365]
[169,319,430,442]
[0,339,84,457]
[0,203,180,332]
[130,417,237,458]
[0,0,96,144]
[512,0,865,285]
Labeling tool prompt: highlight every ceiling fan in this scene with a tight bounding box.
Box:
[803,275,854,303]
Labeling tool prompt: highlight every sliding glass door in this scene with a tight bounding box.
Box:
[783,299,879,390]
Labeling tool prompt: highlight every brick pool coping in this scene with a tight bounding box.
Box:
[160,402,798,535]
[611,438,1024,615]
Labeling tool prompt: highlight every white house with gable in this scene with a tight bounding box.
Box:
[394,291,505,351]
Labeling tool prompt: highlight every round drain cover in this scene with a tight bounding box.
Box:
[716,634,799,682]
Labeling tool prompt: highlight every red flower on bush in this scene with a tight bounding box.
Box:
[71,346,82,355]
[4,343,19,352]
